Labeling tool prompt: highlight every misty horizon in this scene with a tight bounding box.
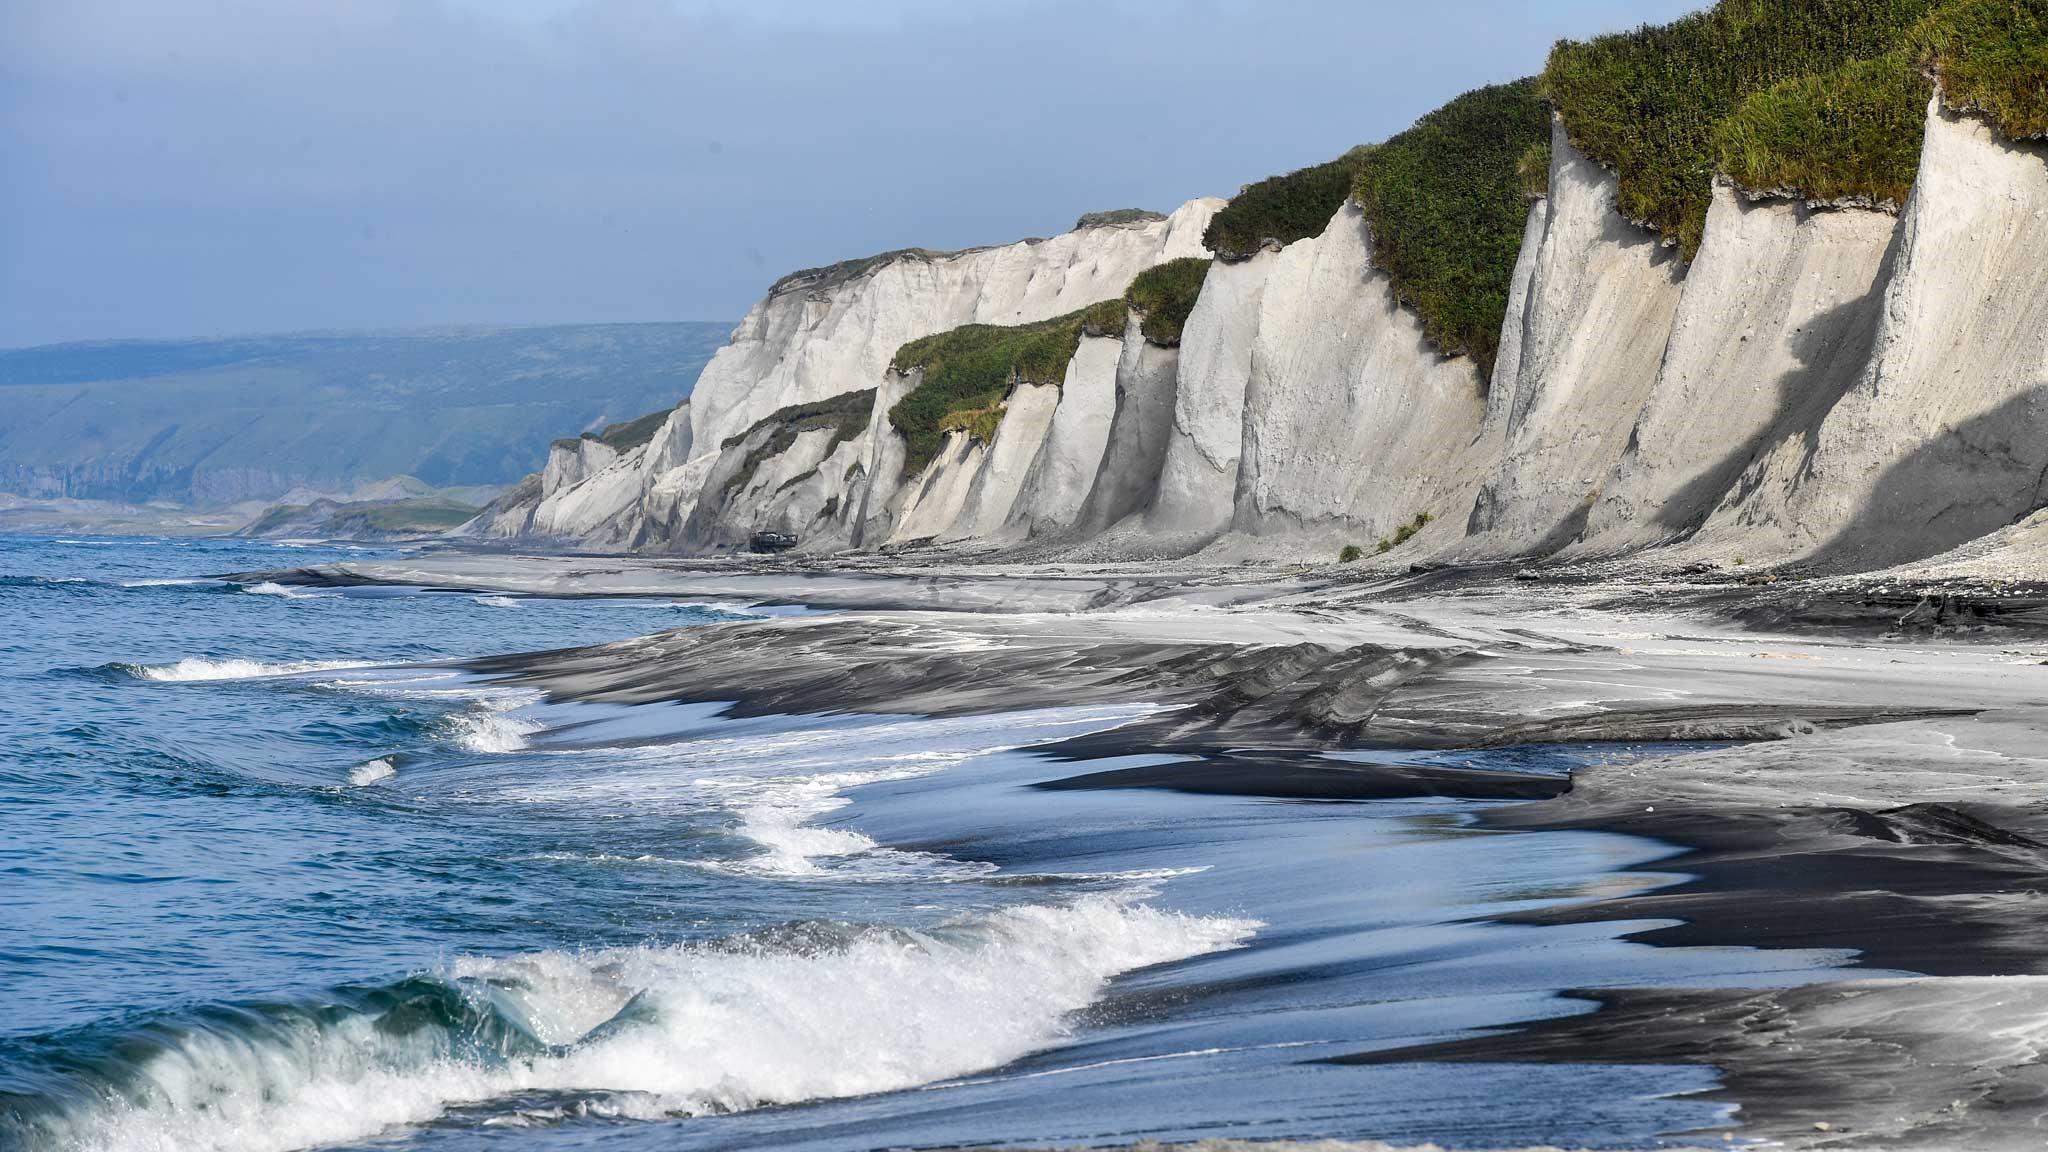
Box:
[2,0,1696,348]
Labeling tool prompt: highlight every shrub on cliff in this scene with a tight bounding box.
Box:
[717,389,876,504]
[1716,52,1933,207]
[1075,208,1167,230]
[1351,79,1552,381]
[771,249,938,295]
[585,407,674,454]
[1910,0,2048,140]
[1545,0,1940,257]
[1203,147,1374,260]
[890,300,1126,473]
[1123,258,1211,346]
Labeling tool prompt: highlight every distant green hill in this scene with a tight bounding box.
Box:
[0,323,731,506]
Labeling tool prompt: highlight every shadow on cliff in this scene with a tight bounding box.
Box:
[1467,198,1685,558]
[1650,223,1896,540]
[1806,385,2048,570]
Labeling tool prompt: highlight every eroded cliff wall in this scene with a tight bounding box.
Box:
[1461,119,1686,558]
[1231,202,1488,545]
[486,92,2048,576]
[688,202,1219,458]
[485,203,1221,554]
[1579,184,1896,556]
[1691,96,2048,570]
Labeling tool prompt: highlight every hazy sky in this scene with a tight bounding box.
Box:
[0,0,1700,347]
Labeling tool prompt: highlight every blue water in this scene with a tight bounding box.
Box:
[0,535,1864,1152]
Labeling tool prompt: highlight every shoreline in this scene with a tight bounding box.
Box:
[229,551,2048,1148]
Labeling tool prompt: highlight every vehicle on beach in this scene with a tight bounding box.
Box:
[749,530,798,554]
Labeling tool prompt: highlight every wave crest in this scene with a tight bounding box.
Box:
[11,895,1255,1152]
[128,658,375,683]
[346,758,397,786]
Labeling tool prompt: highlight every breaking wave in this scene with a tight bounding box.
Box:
[346,757,397,786]
[4,895,1256,1152]
[447,706,546,754]
[125,657,376,683]
[234,581,327,599]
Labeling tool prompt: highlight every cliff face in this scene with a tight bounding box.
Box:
[491,92,2048,575]
[1463,120,1687,557]
[1145,257,1271,544]
[484,203,1222,553]
[1579,182,1895,556]
[1231,202,1487,545]
[1691,96,2048,569]
[686,201,1219,459]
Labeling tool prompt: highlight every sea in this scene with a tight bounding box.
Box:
[0,534,1864,1152]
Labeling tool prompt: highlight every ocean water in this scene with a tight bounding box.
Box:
[0,535,1862,1152]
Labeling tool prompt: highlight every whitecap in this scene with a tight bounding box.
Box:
[238,581,321,598]
[30,894,1256,1152]
[445,695,548,753]
[136,657,375,683]
[346,758,396,786]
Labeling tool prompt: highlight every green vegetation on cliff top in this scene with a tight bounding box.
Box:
[716,389,876,505]
[889,300,1124,473]
[1124,258,1211,346]
[1715,52,1932,208]
[1075,208,1167,230]
[584,407,674,454]
[1351,79,1551,381]
[1202,147,1375,261]
[1196,81,1547,381]
[1544,0,1940,257]
[1909,0,2048,139]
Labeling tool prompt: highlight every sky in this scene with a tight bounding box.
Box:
[0,0,1701,348]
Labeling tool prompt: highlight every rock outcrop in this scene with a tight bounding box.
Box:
[1073,316,1183,536]
[1230,202,1487,546]
[481,203,1222,553]
[1145,257,1272,544]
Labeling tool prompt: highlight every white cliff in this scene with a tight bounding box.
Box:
[1581,183,1896,556]
[1692,95,2048,569]
[1073,314,1184,537]
[495,202,1221,553]
[482,94,2048,578]
[1231,202,1488,545]
[872,342,1117,548]
[1005,335,1123,538]
[1462,118,1686,557]
[1145,257,1273,544]
[466,406,690,546]
[687,201,1221,457]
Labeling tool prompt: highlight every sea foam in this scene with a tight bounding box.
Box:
[346,757,396,786]
[505,704,1161,881]
[23,895,1256,1152]
[135,657,374,682]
